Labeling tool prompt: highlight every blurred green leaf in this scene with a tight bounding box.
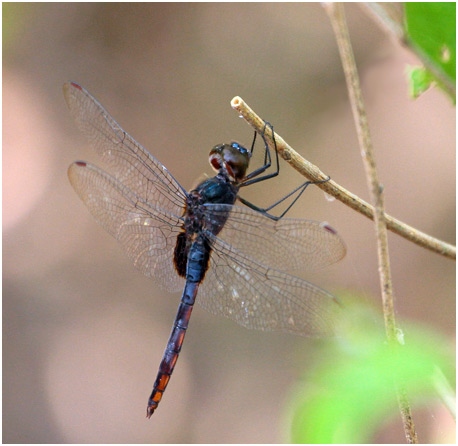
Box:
[288,298,455,443]
[406,65,435,99]
[404,3,456,100]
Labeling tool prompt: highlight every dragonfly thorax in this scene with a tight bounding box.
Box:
[190,175,238,207]
[184,175,238,240]
[209,142,251,183]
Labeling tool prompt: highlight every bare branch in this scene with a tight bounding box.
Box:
[325,2,416,442]
[230,96,455,261]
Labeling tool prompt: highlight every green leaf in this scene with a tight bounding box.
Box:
[405,3,456,100]
[406,65,435,99]
[287,299,455,443]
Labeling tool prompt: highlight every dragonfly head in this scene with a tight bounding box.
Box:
[209,142,251,182]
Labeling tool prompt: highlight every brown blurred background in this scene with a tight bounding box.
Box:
[3,3,455,443]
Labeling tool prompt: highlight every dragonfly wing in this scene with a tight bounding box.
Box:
[64,82,187,216]
[68,161,185,292]
[197,233,342,337]
[202,204,346,272]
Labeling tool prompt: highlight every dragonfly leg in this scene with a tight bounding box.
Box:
[238,177,331,221]
[241,122,280,186]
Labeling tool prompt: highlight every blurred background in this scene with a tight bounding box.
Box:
[3,3,455,443]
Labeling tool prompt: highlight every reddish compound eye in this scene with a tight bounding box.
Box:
[209,154,222,171]
[209,145,224,172]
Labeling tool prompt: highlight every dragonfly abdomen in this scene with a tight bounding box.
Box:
[147,237,211,417]
[146,298,195,417]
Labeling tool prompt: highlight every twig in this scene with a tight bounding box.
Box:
[395,385,418,444]
[325,2,417,443]
[363,2,405,41]
[432,365,456,421]
[230,97,455,260]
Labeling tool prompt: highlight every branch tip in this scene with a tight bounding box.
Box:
[231,96,242,108]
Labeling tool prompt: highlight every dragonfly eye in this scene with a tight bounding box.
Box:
[222,144,250,181]
[209,143,250,181]
[230,142,249,156]
[209,144,224,172]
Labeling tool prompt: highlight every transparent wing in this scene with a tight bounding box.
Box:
[198,233,342,337]
[64,81,187,216]
[68,161,185,292]
[202,204,346,272]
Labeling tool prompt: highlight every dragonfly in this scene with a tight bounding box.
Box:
[64,82,346,418]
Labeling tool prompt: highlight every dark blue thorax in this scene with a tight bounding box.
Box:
[173,173,239,280]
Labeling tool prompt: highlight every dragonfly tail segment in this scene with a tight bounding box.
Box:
[146,237,210,418]
[146,292,196,418]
